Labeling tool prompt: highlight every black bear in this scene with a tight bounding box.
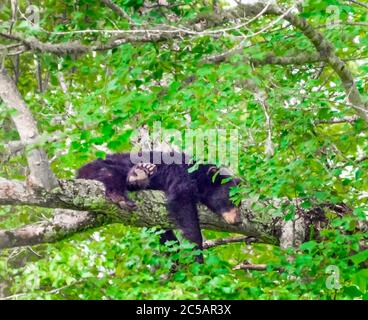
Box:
[77,151,241,262]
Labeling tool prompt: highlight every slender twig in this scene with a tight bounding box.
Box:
[356,155,368,163]
[233,263,267,271]
[100,0,134,24]
[27,246,42,258]
[57,72,74,116]
[203,236,257,249]
[36,56,43,92]
[315,115,359,125]
[233,261,283,271]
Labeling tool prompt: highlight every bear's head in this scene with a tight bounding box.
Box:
[196,165,241,225]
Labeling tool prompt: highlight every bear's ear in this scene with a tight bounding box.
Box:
[206,166,219,177]
[218,167,234,176]
[207,166,234,177]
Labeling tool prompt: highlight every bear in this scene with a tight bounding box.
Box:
[77,151,241,263]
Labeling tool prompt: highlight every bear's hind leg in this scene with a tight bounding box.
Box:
[167,194,204,263]
[159,229,178,245]
[159,229,179,272]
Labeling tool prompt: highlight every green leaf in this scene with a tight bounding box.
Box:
[299,240,317,252]
[350,250,368,265]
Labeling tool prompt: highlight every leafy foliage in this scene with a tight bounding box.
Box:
[0,0,367,299]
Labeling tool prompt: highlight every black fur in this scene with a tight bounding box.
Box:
[77,152,240,263]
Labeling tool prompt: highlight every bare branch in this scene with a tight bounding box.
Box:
[0,43,27,56]
[203,236,256,249]
[233,262,276,271]
[256,91,274,158]
[36,56,43,92]
[57,72,74,115]
[0,178,120,214]
[233,263,268,271]
[0,209,106,249]
[9,0,17,34]
[10,54,20,84]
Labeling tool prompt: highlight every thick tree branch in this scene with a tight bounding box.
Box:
[0,209,106,249]
[0,176,355,251]
[0,177,284,249]
[0,176,361,251]
[0,69,58,190]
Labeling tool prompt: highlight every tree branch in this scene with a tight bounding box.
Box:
[233,262,272,271]
[346,0,368,10]
[205,50,324,65]
[278,6,368,122]
[2,140,23,155]
[0,69,58,190]
[100,0,133,23]
[252,52,324,66]
[1,132,64,160]
[0,32,172,55]
[315,115,359,125]
[203,236,256,249]
[209,2,368,122]
[0,3,283,57]
[0,176,361,250]
[0,209,107,249]
[0,177,285,249]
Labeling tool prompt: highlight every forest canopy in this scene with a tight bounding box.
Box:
[0,0,367,300]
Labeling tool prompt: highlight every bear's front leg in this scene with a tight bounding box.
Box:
[77,160,137,211]
[127,163,157,190]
